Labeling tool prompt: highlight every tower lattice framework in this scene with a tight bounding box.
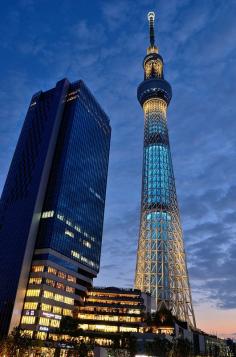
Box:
[135,12,196,327]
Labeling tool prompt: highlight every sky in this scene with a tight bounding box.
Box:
[0,0,236,339]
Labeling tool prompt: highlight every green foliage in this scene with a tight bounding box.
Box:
[145,336,172,357]
[0,327,34,356]
[146,306,175,329]
[171,338,193,357]
[106,333,137,357]
[59,316,80,335]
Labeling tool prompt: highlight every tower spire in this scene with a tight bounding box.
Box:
[148,11,155,47]
[147,11,158,54]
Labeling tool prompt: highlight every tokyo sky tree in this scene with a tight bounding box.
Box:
[135,12,196,327]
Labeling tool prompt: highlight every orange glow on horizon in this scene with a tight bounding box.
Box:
[195,303,236,339]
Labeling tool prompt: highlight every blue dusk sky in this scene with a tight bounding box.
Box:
[0,0,236,338]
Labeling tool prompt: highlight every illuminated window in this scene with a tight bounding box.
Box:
[64,297,74,305]
[32,265,44,273]
[65,229,74,238]
[39,317,49,326]
[46,279,55,288]
[48,266,57,275]
[92,325,118,332]
[21,316,35,324]
[144,59,162,79]
[71,250,97,269]
[74,225,81,232]
[42,210,54,218]
[56,282,65,290]
[29,277,42,285]
[83,240,91,249]
[43,290,54,299]
[23,330,33,337]
[26,289,40,297]
[63,309,72,316]
[49,333,58,341]
[50,319,60,328]
[36,331,47,340]
[57,214,64,221]
[66,286,74,293]
[24,302,38,310]
[71,250,80,259]
[58,271,66,279]
[66,219,72,226]
[55,294,64,302]
[120,327,137,332]
[153,60,162,77]
[67,275,76,283]
[53,306,62,314]
[42,304,51,312]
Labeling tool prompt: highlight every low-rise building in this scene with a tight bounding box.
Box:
[77,287,150,334]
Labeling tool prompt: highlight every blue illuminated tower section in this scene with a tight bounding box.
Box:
[135,12,195,326]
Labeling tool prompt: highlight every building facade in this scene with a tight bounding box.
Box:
[77,287,148,334]
[0,79,111,338]
[134,12,195,326]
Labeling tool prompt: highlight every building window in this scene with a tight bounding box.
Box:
[48,266,57,275]
[24,302,38,310]
[29,277,42,285]
[23,330,33,338]
[64,297,74,305]
[57,214,64,221]
[120,327,137,332]
[46,279,55,288]
[50,319,60,328]
[21,316,35,325]
[43,290,54,299]
[66,286,75,294]
[56,282,65,290]
[74,225,81,233]
[83,240,91,249]
[42,211,54,218]
[58,271,67,280]
[65,229,74,238]
[63,309,72,316]
[55,294,64,302]
[39,317,49,326]
[67,274,76,283]
[32,265,44,273]
[26,289,40,297]
[53,306,62,314]
[66,219,72,226]
[36,331,47,340]
[41,303,51,312]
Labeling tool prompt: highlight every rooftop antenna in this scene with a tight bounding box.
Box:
[148,11,155,47]
[147,11,158,54]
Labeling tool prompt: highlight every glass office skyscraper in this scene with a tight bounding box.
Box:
[0,78,111,338]
[135,12,195,326]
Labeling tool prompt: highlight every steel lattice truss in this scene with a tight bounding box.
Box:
[135,98,196,327]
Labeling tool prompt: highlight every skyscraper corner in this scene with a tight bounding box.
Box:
[135,11,196,327]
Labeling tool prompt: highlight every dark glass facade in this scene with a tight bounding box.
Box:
[0,79,111,337]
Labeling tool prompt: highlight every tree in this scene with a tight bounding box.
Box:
[0,327,33,356]
[59,316,80,336]
[171,338,193,357]
[144,336,172,357]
